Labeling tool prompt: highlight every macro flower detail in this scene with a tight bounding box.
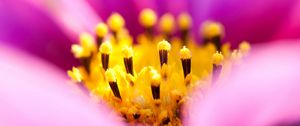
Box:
[2,0,300,126]
[67,8,250,125]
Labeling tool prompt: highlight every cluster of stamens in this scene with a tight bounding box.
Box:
[68,8,250,125]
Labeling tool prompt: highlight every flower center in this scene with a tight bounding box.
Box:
[68,8,251,125]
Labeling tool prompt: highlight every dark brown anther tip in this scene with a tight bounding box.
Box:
[101,54,109,71]
[124,57,134,76]
[109,81,122,100]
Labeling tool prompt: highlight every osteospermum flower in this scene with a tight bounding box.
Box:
[66,8,255,125]
[1,0,300,125]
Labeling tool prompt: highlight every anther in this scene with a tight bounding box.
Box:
[180,46,192,78]
[159,13,175,41]
[239,41,251,55]
[212,52,224,84]
[139,8,157,39]
[105,68,122,100]
[95,23,108,48]
[201,21,224,51]
[151,73,161,100]
[157,40,171,67]
[67,67,82,82]
[107,13,125,37]
[100,42,112,71]
[78,33,95,73]
[122,46,134,75]
[178,12,192,44]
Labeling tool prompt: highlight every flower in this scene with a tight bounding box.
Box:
[66,7,254,124]
[1,0,300,125]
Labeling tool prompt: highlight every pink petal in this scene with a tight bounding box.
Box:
[0,44,124,126]
[27,0,101,40]
[187,41,300,126]
[273,1,300,40]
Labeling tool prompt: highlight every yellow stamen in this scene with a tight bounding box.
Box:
[105,68,117,82]
[80,32,95,50]
[201,21,224,38]
[212,51,224,65]
[239,41,251,55]
[71,44,84,58]
[67,67,82,82]
[122,46,134,58]
[157,40,171,51]
[151,72,161,100]
[100,41,112,54]
[96,22,108,38]
[79,33,96,57]
[139,8,157,28]
[159,13,175,34]
[180,46,192,59]
[151,73,161,87]
[107,13,125,32]
[178,12,192,30]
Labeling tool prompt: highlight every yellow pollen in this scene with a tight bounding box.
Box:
[151,73,161,86]
[71,44,84,58]
[67,67,82,82]
[239,41,251,55]
[122,46,134,58]
[105,68,117,82]
[212,51,224,65]
[157,40,171,51]
[100,41,112,54]
[139,8,157,28]
[159,13,175,33]
[107,13,125,32]
[79,32,95,51]
[180,46,192,59]
[96,22,108,37]
[178,12,192,30]
[201,21,224,38]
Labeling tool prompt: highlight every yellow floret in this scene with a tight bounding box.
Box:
[159,13,175,33]
[105,68,117,82]
[139,8,157,28]
[79,32,95,53]
[157,40,171,51]
[107,13,125,32]
[178,12,192,30]
[100,41,112,54]
[67,67,82,82]
[122,46,134,58]
[180,46,192,59]
[201,21,224,38]
[239,41,251,55]
[71,44,84,58]
[212,51,224,65]
[96,22,108,37]
[151,73,161,86]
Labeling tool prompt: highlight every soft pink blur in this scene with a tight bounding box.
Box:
[187,41,300,126]
[0,44,124,126]
[27,0,101,41]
